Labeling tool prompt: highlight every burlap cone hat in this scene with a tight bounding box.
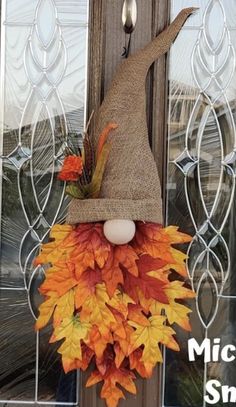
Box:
[67,7,196,225]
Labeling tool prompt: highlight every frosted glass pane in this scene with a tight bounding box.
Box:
[0,0,89,404]
[165,1,236,406]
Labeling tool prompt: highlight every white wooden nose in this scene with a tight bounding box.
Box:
[103,219,136,245]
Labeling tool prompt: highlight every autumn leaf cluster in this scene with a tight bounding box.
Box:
[35,222,195,407]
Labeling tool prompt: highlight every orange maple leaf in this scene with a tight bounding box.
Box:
[102,245,138,297]
[113,322,134,359]
[108,291,134,319]
[132,222,192,266]
[132,222,174,261]
[127,304,150,327]
[114,245,139,276]
[114,342,126,369]
[129,348,153,378]
[102,250,124,297]
[74,267,102,309]
[86,364,136,407]
[85,325,113,359]
[70,223,111,277]
[39,262,78,297]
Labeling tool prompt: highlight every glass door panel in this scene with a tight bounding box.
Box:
[0,0,89,404]
[164,1,236,406]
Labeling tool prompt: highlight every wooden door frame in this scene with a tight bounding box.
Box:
[81,1,170,406]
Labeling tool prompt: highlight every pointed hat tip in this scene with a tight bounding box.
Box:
[183,7,200,14]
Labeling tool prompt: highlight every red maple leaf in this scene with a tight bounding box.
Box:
[123,254,169,304]
[102,245,138,297]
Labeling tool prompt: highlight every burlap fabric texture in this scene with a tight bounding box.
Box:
[67,7,197,224]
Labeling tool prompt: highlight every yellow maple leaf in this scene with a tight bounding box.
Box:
[51,316,91,361]
[35,289,75,331]
[80,283,116,340]
[35,225,74,265]
[168,247,189,277]
[108,291,134,319]
[35,291,59,330]
[163,226,192,244]
[150,300,192,331]
[128,315,179,365]
[149,280,195,331]
[53,289,75,327]
[164,281,195,300]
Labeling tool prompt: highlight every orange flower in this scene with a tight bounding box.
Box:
[58,155,83,181]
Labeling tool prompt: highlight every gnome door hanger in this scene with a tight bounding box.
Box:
[66,7,197,243]
[35,8,196,407]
